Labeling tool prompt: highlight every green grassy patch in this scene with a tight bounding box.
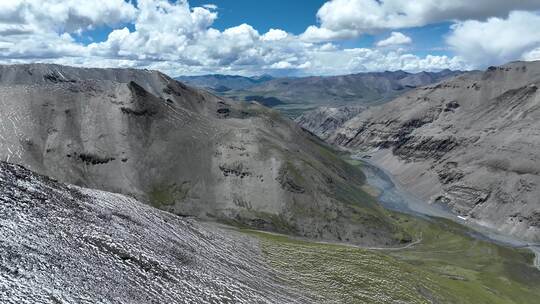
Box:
[244,213,540,304]
[390,215,540,304]
[148,182,190,208]
[246,229,451,303]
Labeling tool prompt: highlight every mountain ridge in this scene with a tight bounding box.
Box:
[178,69,463,117]
[175,73,274,91]
[0,63,407,247]
[297,60,540,242]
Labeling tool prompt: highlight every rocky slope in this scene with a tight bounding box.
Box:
[0,63,405,246]
[295,106,365,140]
[223,70,462,116]
[0,161,310,303]
[5,161,539,304]
[306,61,540,242]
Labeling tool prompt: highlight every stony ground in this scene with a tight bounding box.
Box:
[0,161,309,304]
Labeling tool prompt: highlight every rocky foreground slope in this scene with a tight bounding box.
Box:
[0,161,309,303]
[0,64,405,246]
[301,61,540,242]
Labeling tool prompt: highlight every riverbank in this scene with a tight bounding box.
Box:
[349,154,540,271]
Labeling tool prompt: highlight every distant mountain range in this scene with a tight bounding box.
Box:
[175,74,274,91]
[176,70,463,117]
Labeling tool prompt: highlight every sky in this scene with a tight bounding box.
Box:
[1,1,540,77]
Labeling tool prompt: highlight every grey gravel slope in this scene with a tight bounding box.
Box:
[0,161,309,303]
[305,61,540,242]
[0,63,405,247]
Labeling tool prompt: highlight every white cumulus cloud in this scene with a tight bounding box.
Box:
[0,0,479,76]
[302,0,540,42]
[523,47,540,61]
[376,32,412,48]
[0,0,136,33]
[202,4,217,10]
[261,29,288,41]
[447,11,540,67]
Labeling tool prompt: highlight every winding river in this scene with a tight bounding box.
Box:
[353,155,540,271]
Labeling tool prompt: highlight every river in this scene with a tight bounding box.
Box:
[353,155,540,271]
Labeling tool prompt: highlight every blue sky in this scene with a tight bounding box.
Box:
[191,0,453,55]
[78,0,454,59]
[189,0,328,34]
[75,1,328,46]
[2,1,540,76]
[76,1,333,44]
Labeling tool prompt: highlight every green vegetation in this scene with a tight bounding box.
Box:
[238,101,283,121]
[244,211,540,303]
[148,182,190,208]
[246,229,447,303]
[343,157,365,167]
[228,210,298,234]
[281,160,307,186]
[392,215,540,304]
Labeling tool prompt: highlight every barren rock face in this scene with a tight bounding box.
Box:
[295,106,365,140]
[0,63,404,247]
[0,161,309,303]
[303,61,540,242]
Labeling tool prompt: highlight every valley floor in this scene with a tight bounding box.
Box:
[242,211,540,304]
[233,156,540,303]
